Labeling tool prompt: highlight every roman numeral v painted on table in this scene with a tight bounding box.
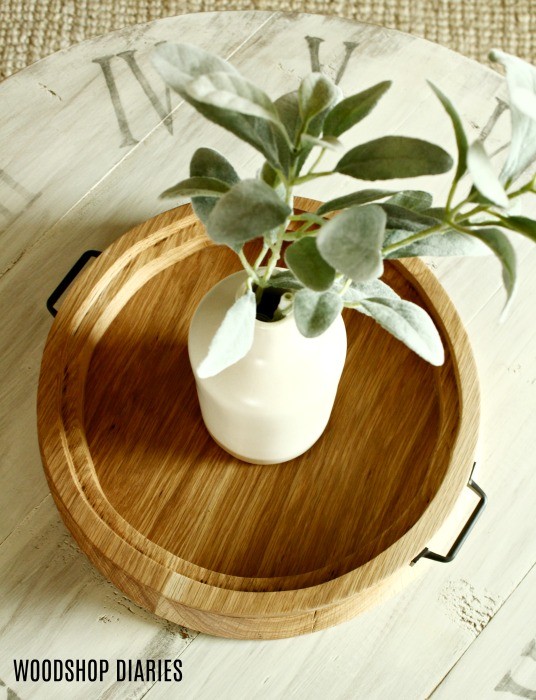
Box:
[305,36,359,85]
[93,49,174,148]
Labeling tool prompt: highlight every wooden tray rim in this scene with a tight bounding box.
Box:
[37,198,480,618]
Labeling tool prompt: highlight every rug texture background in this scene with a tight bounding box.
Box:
[0,0,535,81]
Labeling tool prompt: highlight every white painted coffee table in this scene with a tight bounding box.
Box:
[1,11,535,699]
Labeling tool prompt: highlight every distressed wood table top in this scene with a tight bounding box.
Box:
[0,10,535,699]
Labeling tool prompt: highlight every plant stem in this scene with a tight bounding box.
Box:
[293,170,333,185]
[506,179,534,198]
[260,241,283,285]
[288,213,326,226]
[238,249,260,285]
[381,222,446,255]
[337,277,352,296]
[306,147,326,176]
[464,220,501,227]
[253,242,270,270]
[445,175,459,214]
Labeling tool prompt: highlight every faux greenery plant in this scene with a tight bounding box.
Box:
[152,44,536,378]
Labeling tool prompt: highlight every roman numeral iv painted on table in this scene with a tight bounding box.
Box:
[92,49,174,148]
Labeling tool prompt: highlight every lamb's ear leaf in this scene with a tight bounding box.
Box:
[268,270,304,291]
[152,43,290,172]
[385,190,433,212]
[467,141,509,208]
[317,189,395,215]
[489,49,536,182]
[428,81,469,182]
[151,42,238,93]
[379,203,440,232]
[259,160,286,200]
[160,176,231,199]
[323,81,392,137]
[206,179,291,247]
[357,297,444,365]
[274,91,302,142]
[338,279,400,305]
[189,148,240,223]
[468,227,517,315]
[500,215,536,243]
[185,71,281,125]
[299,73,341,125]
[316,204,386,282]
[197,290,257,378]
[383,228,488,258]
[293,289,343,338]
[335,136,453,180]
[285,237,336,291]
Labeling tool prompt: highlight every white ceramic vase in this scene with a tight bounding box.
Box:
[188,271,347,464]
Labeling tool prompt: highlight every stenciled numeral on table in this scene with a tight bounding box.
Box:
[0,169,40,227]
[495,639,536,698]
[0,675,22,700]
[305,36,359,85]
[93,49,173,148]
[480,97,509,143]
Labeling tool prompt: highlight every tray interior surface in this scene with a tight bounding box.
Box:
[83,243,457,586]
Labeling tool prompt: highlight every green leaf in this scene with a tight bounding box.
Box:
[385,190,433,212]
[469,227,517,311]
[151,42,238,92]
[335,136,453,180]
[425,206,448,218]
[383,228,488,258]
[489,50,536,183]
[467,141,509,208]
[186,71,282,125]
[317,189,395,215]
[380,203,440,232]
[428,82,469,183]
[197,290,257,378]
[267,269,304,291]
[316,204,386,282]
[274,91,301,142]
[323,81,392,137]
[259,160,286,200]
[193,107,290,173]
[189,148,240,223]
[295,104,331,173]
[206,179,291,247]
[285,237,336,291]
[358,297,444,365]
[501,215,536,242]
[159,176,231,199]
[293,289,343,338]
[152,43,290,173]
[337,279,400,305]
[299,73,341,125]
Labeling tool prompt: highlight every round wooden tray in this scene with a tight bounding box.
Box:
[37,197,479,639]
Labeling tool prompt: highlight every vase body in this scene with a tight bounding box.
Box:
[188,271,347,464]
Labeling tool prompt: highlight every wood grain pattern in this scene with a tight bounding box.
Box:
[1,9,534,697]
[431,563,536,699]
[37,197,479,638]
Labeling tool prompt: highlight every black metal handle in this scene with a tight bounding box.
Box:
[411,465,487,565]
[46,250,101,317]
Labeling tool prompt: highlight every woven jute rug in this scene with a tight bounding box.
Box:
[0,0,535,81]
